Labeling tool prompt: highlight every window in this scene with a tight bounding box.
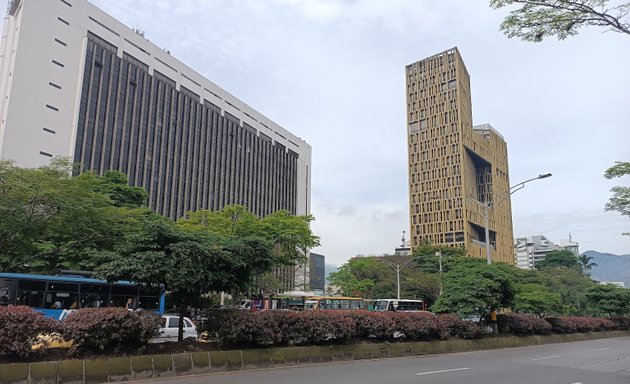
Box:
[16,280,46,307]
[168,318,179,328]
[57,17,69,25]
[43,127,56,134]
[54,38,67,47]
[49,82,61,90]
[46,104,59,111]
[39,151,53,157]
[45,281,79,309]
[60,0,72,6]
[80,284,109,308]
[52,60,64,68]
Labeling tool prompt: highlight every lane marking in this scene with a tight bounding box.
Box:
[592,348,609,352]
[416,367,471,376]
[570,382,583,384]
[531,355,560,361]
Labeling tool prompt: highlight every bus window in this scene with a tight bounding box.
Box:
[138,296,160,310]
[0,278,11,305]
[350,300,363,310]
[340,300,350,310]
[80,284,110,308]
[16,280,46,307]
[110,285,139,307]
[45,282,79,309]
[373,300,389,311]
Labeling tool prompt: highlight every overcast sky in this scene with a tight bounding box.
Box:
[6,0,629,266]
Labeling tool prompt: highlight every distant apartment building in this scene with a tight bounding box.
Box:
[0,0,311,290]
[514,235,580,269]
[405,48,514,263]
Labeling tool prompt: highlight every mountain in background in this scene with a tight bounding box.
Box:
[325,264,338,284]
[583,250,630,287]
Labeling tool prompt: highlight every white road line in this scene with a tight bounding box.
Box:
[592,347,609,352]
[416,367,471,376]
[531,355,560,361]
[570,382,583,384]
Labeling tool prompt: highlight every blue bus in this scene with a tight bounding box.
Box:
[0,272,165,319]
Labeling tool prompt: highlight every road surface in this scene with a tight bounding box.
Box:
[137,336,630,384]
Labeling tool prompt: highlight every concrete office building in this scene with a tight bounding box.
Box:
[0,0,311,221]
[405,48,514,263]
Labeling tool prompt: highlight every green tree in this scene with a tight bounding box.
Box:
[327,257,388,298]
[490,0,630,42]
[577,253,599,275]
[432,259,516,320]
[412,244,467,274]
[0,159,142,273]
[539,267,597,314]
[95,211,275,341]
[513,283,563,317]
[535,250,580,270]
[604,161,630,236]
[178,206,320,266]
[585,284,630,318]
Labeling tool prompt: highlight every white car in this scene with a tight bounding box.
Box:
[151,315,198,343]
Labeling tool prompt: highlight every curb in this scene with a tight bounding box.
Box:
[1,331,628,383]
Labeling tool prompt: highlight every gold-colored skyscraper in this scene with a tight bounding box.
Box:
[405,48,514,264]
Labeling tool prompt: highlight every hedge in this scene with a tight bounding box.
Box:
[203,309,486,347]
[496,313,552,335]
[60,308,161,354]
[545,316,616,333]
[0,306,58,359]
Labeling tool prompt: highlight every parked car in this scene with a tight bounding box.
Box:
[151,315,198,343]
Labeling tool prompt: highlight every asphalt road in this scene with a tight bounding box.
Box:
[137,337,630,384]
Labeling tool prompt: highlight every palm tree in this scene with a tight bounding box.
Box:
[578,254,598,275]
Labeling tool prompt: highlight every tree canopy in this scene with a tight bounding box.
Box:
[604,161,630,236]
[0,159,144,273]
[535,250,580,271]
[585,284,630,318]
[490,0,630,42]
[432,259,516,319]
[178,206,320,266]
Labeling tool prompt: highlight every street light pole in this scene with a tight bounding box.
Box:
[481,173,552,264]
[381,256,422,300]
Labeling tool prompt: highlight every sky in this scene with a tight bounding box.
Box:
[4,0,629,266]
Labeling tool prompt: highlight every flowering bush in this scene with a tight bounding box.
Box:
[544,316,616,333]
[60,308,161,354]
[347,311,395,340]
[0,306,58,359]
[611,317,630,330]
[438,314,485,339]
[203,309,356,347]
[497,313,552,335]
[391,312,441,340]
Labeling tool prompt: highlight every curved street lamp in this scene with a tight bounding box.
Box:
[381,256,423,300]
[476,173,552,265]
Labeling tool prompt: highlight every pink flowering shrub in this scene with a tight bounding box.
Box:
[60,308,161,354]
[545,316,616,333]
[0,306,58,359]
[438,313,485,339]
[497,313,552,335]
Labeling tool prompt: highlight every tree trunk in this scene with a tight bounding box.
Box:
[178,303,186,342]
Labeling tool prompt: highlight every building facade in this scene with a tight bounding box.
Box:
[0,0,311,221]
[514,235,580,270]
[405,48,514,263]
[308,253,325,292]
